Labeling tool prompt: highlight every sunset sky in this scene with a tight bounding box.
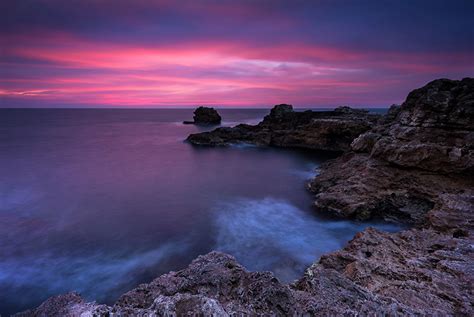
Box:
[1,0,473,108]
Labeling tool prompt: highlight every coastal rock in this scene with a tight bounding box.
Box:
[397,78,474,129]
[19,252,421,316]
[183,106,222,125]
[310,78,474,223]
[309,151,474,224]
[308,226,474,315]
[383,104,401,123]
[187,104,381,152]
[307,78,474,314]
[268,103,293,119]
[370,78,473,174]
[14,292,108,317]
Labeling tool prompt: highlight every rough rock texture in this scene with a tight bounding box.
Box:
[14,292,109,317]
[355,78,474,174]
[22,238,472,316]
[309,152,474,224]
[310,78,474,223]
[183,106,222,125]
[18,79,474,316]
[308,78,474,314]
[304,226,474,316]
[187,104,381,152]
[18,252,422,316]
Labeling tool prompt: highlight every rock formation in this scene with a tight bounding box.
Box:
[310,78,474,223]
[18,78,473,316]
[307,78,474,314]
[183,106,222,125]
[187,104,382,152]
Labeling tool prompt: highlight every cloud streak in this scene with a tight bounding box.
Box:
[1,0,473,107]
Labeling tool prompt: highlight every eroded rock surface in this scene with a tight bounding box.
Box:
[187,104,381,152]
[308,78,474,314]
[310,78,474,223]
[17,252,423,316]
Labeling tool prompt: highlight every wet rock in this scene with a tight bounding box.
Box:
[187,104,381,152]
[183,106,222,125]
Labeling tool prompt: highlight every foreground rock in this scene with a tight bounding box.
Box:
[20,232,472,316]
[18,79,474,316]
[183,106,222,125]
[18,251,423,316]
[187,104,381,152]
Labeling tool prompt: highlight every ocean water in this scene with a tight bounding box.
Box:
[0,108,398,315]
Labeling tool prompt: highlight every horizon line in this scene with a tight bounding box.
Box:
[0,105,391,110]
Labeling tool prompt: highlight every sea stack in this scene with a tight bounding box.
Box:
[183,106,222,125]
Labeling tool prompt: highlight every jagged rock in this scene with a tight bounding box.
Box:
[397,78,474,129]
[351,132,381,153]
[307,78,474,315]
[18,252,422,316]
[309,152,474,224]
[268,103,293,119]
[14,292,108,317]
[311,227,474,315]
[367,78,474,174]
[183,106,221,125]
[187,104,381,152]
[311,78,474,223]
[384,104,402,123]
[333,105,369,115]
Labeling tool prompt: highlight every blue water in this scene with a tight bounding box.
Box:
[0,108,397,315]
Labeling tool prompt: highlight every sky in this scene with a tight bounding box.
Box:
[1,0,473,108]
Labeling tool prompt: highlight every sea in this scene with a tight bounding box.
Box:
[0,108,401,314]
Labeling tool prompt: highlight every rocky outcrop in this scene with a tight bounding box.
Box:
[354,79,474,174]
[20,233,472,316]
[14,293,109,317]
[18,251,423,316]
[187,104,381,152]
[183,106,222,125]
[302,226,474,315]
[310,78,474,223]
[307,78,474,314]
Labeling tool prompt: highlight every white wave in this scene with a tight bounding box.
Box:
[213,197,403,282]
[0,239,191,305]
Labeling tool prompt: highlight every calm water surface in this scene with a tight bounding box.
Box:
[0,108,398,314]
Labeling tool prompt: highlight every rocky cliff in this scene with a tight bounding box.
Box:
[18,79,473,316]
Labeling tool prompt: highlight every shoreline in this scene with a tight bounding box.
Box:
[16,78,473,316]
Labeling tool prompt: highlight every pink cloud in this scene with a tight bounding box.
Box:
[2,32,473,107]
